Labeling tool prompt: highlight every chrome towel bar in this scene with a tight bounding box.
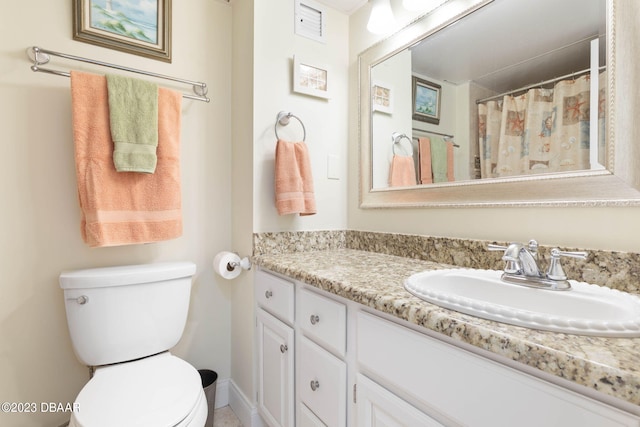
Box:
[27,46,210,103]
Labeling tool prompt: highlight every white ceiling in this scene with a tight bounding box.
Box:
[410,0,606,93]
[315,0,368,15]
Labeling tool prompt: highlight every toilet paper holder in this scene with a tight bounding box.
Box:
[226,255,252,272]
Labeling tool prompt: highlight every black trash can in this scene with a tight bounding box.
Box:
[198,369,218,427]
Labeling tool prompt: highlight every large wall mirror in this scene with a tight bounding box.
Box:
[359,0,640,207]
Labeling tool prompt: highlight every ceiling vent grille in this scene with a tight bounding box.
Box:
[295,0,326,43]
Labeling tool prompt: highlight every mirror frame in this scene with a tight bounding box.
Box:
[359,0,640,208]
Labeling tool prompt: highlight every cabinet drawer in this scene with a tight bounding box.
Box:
[255,270,294,324]
[298,336,346,427]
[299,288,346,357]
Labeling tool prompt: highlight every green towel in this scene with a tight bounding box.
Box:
[430,137,448,183]
[106,74,159,173]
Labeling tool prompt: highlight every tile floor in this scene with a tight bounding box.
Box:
[213,406,243,427]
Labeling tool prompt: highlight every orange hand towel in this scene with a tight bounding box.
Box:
[446,140,455,182]
[389,155,417,187]
[275,139,316,216]
[70,71,183,247]
[418,137,433,184]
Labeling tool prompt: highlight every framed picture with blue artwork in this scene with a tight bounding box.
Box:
[412,76,441,124]
[73,0,172,62]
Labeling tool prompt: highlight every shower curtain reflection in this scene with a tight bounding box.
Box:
[478,72,606,178]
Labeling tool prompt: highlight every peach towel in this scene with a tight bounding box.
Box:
[70,71,183,247]
[389,155,417,187]
[446,140,455,182]
[275,139,316,216]
[418,137,433,184]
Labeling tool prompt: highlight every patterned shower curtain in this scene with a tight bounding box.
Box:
[477,72,606,178]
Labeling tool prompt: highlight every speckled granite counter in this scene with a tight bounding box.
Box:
[253,248,640,409]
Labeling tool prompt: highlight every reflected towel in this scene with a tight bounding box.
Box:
[418,137,433,184]
[446,140,455,182]
[71,71,182,247]
[389,155,417,187]
[430,137,455,183]
[275,139,316,216]
[106,74,159,173]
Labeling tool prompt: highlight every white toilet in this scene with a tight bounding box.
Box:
[59,262,207,427]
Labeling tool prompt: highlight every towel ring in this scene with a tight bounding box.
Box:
[391,132,413,156]
[275,111,306,142]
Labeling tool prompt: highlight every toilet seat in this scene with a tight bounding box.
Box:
[70,353,206,427]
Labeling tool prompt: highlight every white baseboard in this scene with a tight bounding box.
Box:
[227,379,265,427]
[214,378,229,409]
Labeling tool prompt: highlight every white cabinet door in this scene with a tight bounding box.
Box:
[355,374,444,427]
[299,403,327,427]
[257,308,294,427]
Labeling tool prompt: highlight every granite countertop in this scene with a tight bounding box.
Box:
[253,248,640,408]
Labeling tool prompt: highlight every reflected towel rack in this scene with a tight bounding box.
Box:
[275,111,306,142]
[27,46,210,103]
[391,132,413,156]
[411,129,459,148]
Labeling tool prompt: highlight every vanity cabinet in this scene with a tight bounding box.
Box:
[256,270,348,427]
[255,268,640,427]
[357,311,640,427]
[255,272,295,427]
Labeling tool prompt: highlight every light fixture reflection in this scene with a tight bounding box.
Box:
[402,0,435,11]
[367,0,395,34]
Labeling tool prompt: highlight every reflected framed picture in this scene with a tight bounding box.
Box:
[293,55,330,99]
[73,0,172,62]
[412,76,441,124]
[372,82,393,114]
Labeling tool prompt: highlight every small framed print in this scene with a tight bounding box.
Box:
[73,0,172,62]
[372,82,393,114]
[412,76,441,124]
[293,55,330,99]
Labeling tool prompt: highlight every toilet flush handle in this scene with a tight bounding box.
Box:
[67,295,89,305]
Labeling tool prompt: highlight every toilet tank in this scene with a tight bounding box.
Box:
[59,262,196,367]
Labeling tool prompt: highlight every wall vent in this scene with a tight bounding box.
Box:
[295,0,326,43]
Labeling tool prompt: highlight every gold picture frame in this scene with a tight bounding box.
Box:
[73,0,172,63]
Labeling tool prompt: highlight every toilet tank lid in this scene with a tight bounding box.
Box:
[59,262,196,290]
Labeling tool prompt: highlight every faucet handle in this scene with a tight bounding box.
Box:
[547,248,588,281]
[487,243,521,274]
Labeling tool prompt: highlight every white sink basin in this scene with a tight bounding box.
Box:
[404,268,640,337]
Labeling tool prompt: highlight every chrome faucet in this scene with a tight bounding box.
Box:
[488,240,587,291]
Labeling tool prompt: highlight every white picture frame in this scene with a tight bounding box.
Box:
[293,55,330,99]
[372,81,393,114]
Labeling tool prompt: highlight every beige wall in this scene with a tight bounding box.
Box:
[0,2,233,426]
[230,0,256,409]
[348,1,640,253]
[228,0,351,410]
[252,0,350,233]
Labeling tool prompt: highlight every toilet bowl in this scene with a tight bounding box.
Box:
[59,262,206,427]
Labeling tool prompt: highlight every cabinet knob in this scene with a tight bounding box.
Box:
[310,314,320,325]
[265,290,273,299]
[310,380,320,391]
[280,344,288,353]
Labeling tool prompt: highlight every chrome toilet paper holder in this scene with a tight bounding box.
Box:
[226,255,252,272]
